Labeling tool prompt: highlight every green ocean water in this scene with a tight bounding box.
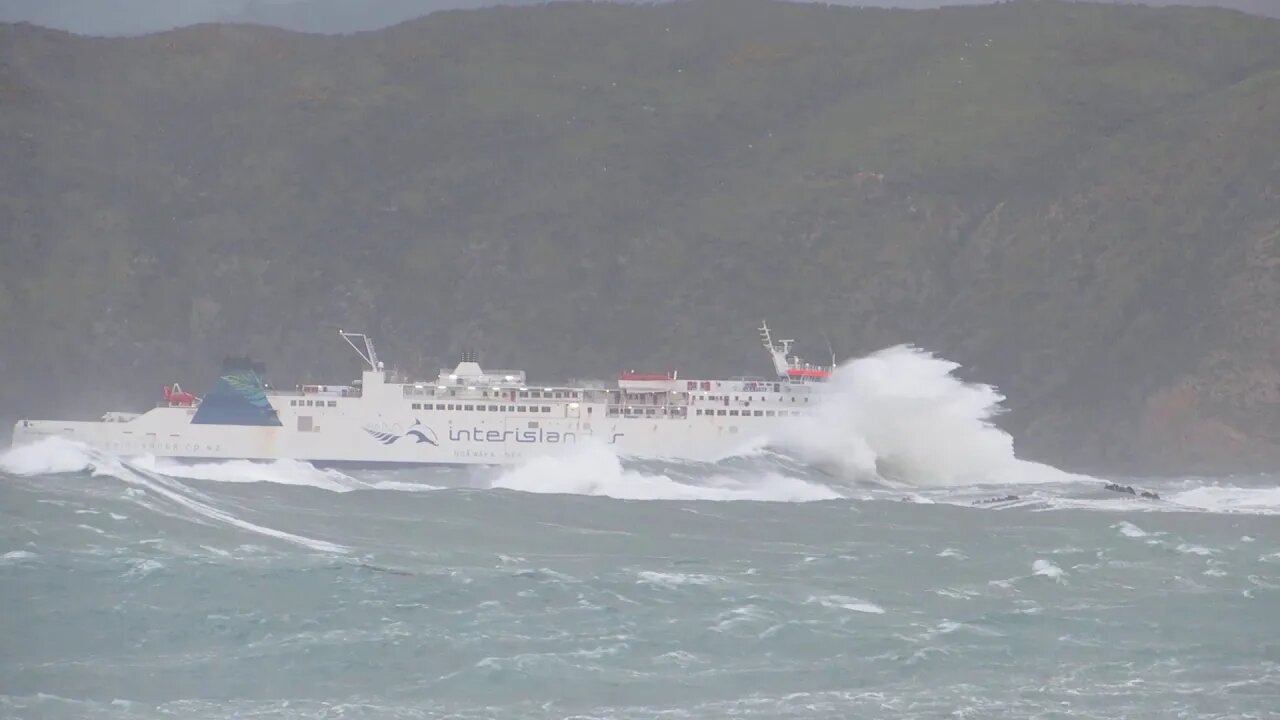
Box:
[2,437,1278,720]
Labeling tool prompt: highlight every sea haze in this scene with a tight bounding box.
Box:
[3,346,1278,719]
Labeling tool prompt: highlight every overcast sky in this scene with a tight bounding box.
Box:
[0,0,1275,37]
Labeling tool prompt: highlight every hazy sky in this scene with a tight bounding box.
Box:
[0,0,1275,37]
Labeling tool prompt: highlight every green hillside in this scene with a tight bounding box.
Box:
[1,0,1277,474]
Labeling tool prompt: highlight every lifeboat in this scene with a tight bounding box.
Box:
[785,368,831,379]
[618,371,675,381]
[618,370,679,391]
[162,383,198,407]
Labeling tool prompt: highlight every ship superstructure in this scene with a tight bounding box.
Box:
[11,323,836,467]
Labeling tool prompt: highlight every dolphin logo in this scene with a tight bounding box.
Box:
[363,420,438,446]
[405,421,439,446]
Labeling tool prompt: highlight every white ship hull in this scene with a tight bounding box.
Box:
[12,404,791,467]
[11,324,831,467]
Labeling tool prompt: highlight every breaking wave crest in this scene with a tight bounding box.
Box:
[488,441,839,502]
[768,344,1087,487]
[0,437,349,552]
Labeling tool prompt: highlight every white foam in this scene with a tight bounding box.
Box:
[1032,559,1065,580]
[368,480,442,493]
[0,438,347,554]
[635,570,720,588]
[1,550,38,563]
[1167,486,1280,515]
[769,345,1087,487]
[1176,544,1215,557]
[1,436,99,475]
[1115,521,1148,538]
[806,594,886,614]
[490,441,839,502]
[132,456,366,493]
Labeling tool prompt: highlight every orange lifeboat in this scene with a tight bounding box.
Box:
[163,383,197,407]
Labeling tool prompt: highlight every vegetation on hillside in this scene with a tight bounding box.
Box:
[1,0,1277,473]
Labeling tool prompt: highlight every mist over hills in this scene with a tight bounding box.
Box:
[1,0,1277,474]
[0,0,1277,37]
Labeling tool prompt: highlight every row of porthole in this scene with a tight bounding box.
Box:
[696,409,803,417]
[108,442,224,453]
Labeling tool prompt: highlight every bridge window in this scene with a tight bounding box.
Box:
[464,405,474,411]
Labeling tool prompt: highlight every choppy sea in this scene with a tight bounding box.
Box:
[3,347,1278,719]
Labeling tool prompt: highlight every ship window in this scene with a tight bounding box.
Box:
[529,421,539,428]
[542,406,551,413]
[447,404,455,410]
[464,405,474,411]
[587,407,593,415]
[754,410,764,417]
[290,400,297,407]
[766,411,776,417]
[328,401,337,407]
[729,410,739,416]
[717,410,726,416]
[489,405,498,411]
[412,403,420,410]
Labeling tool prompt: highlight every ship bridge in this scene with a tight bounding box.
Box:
[436,350,527,388]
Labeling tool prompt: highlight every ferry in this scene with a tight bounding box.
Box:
[10,322,835,466]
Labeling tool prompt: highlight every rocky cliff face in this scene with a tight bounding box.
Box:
[1,0,1277,474]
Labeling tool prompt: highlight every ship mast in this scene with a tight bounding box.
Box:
[339,330,382,371]
[759,320,794,378]
[759,320,832,381]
